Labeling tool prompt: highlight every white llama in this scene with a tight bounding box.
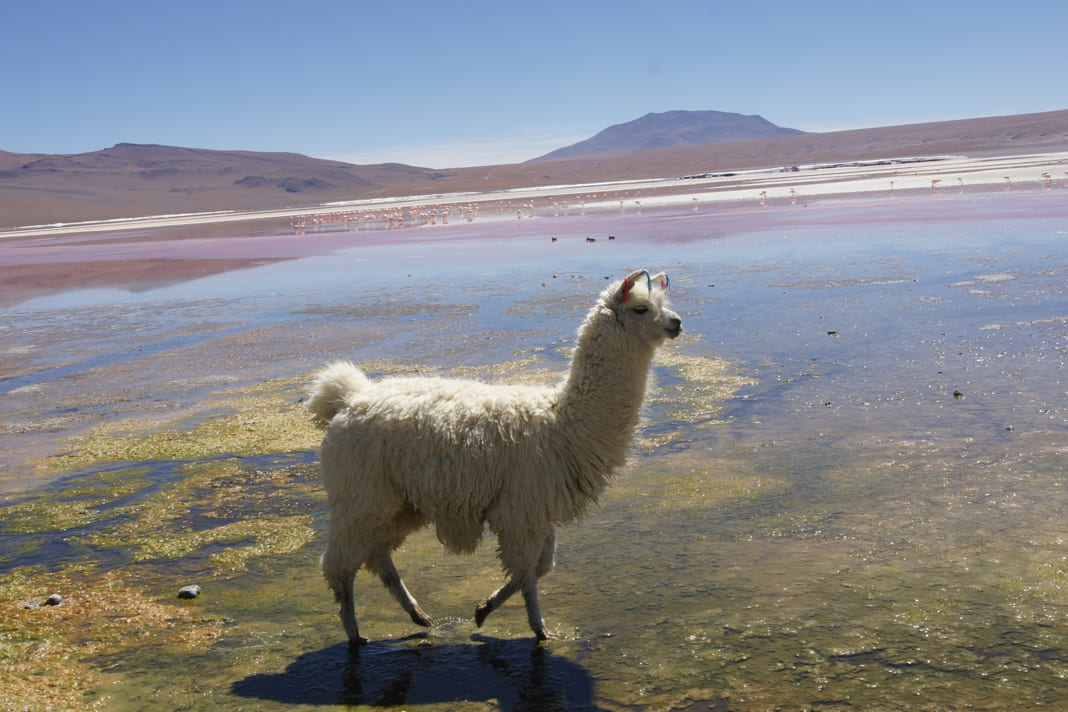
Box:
[306,269,681,644]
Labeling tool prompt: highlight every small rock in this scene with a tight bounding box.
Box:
[177,585,201,600]
[24,601,40,610]
[953,390,964,400]
[44,593,62,606]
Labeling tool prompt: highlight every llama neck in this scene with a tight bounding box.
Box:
[543,307,659,519]
[557,320,655,447]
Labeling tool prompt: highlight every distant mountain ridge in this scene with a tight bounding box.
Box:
[533,109,805,161]
[1,142,447,191]
[0,142,451,225]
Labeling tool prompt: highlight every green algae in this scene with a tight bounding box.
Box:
[1,377,329,709]
[0,562,227,712]
[38,376,318,474]
[1,468,151,535]
[651,338,757,421]
[67,459,318,571]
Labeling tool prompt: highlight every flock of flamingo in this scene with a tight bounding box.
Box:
[288,189,660,235]
[288,170,1067,235]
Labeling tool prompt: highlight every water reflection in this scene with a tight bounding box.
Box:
[231,634,599,710]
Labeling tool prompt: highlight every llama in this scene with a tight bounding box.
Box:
[306,269,681,644]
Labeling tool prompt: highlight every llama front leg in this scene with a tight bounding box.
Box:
[524,529,556,640]
[521,574,550,640]
[476,529,555,640]
[535,528,556,578]
[474,569,550,640]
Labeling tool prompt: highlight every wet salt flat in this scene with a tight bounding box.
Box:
[1,189,1066,710]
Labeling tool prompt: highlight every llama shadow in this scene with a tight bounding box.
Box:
[231,633,602,710]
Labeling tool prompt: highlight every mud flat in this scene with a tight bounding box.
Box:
[1,178,1067,709]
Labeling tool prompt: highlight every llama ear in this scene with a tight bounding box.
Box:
[617,269,652,303]
[650,272,669,290]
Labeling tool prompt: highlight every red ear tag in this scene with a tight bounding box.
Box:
[660,278,666,288]
[622,279,631,303]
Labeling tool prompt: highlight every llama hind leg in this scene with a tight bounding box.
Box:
[325,570,366,645]
[367,548,434,628]
[475,571,528,628]
[322,526,368,645]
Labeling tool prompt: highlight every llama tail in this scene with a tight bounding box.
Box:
[306,360,370,427]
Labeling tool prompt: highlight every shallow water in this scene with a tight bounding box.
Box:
[1,191,1066,710]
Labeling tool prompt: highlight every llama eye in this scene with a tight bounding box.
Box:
[631,306,649,315]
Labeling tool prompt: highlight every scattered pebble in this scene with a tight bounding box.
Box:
[25,593,63,608]
[953,390,964,399]
[177,585,201,599]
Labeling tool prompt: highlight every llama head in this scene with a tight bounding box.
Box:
[603,269,682,345]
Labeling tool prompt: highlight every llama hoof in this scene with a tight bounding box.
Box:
[474,601,491,627]
[410,610,435,628]
[348,635,370,647]
[535,628,556,642]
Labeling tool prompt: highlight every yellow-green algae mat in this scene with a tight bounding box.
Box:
[0,344,748,710]
[1,374,323,711]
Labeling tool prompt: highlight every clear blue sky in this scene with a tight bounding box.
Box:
[3,1,1064,167]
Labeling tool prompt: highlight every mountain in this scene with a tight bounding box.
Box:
[532,110,805,161]
[0,143,451,226]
